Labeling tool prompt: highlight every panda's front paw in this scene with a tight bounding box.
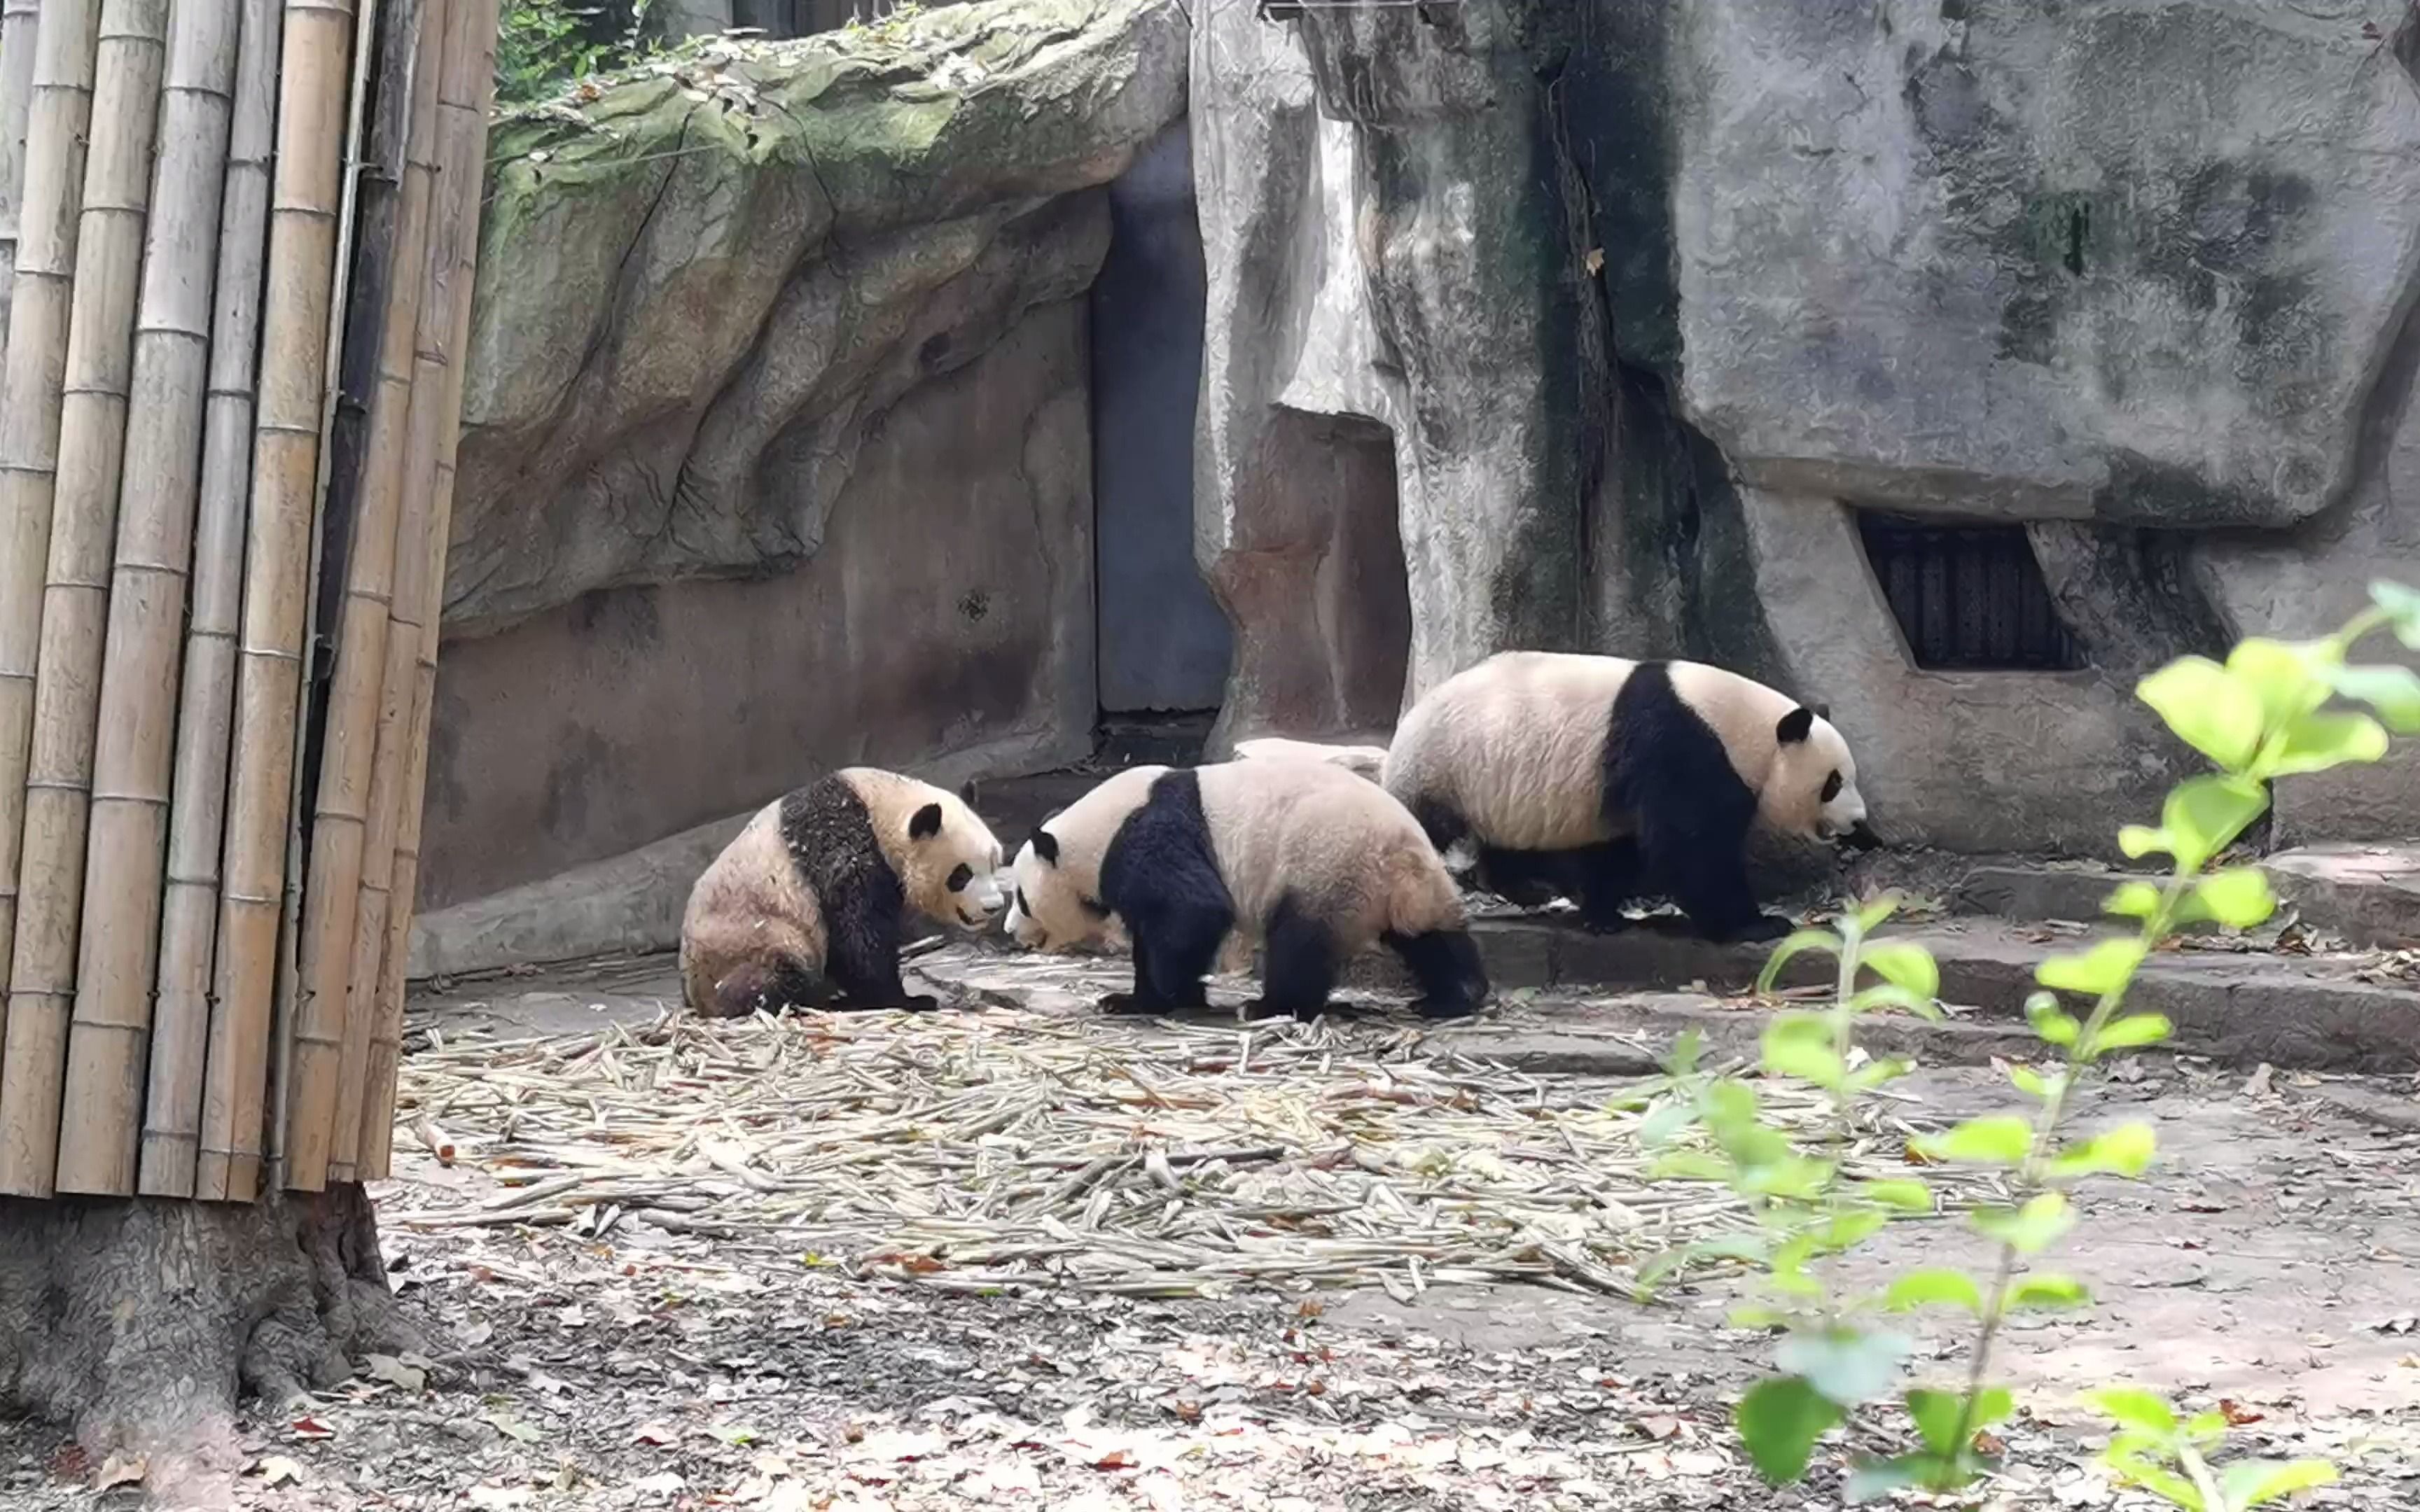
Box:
[1099,991,1162,1016]
[1412,995,1482,1021]
[1725,914,1795,944]
[898,992,940,1013]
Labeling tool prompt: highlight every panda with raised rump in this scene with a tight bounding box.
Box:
[1382,651,1875,944]
[679,766,1006,1016]
[1001,758,1489,1022]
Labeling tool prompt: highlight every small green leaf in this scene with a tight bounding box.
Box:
[2090,1013,2172,1054]
[2225,638,2332,729]
[2138,656,2265,769]
[2269,710,2388,777]
[1884,1269,1982,1313]
[2025,991,2080,1046]
[1973,1191,2073,1254]
[2006,1061,2062,1098]
[1856,1177,1932,1212]
[2220,1457,2339,1506]
[1761,1012,1844,1088]
[1816,1207,1889,1253]
[2162,775,2270,872]
[1851,893,1902,933]
[1916,1115,2034,1166]
[2037,938,2148,999]
[1736,1375,1843,1483]
[2371,579,2420,648]
[1860,940,1939,1002]
[1774,1329,1910,1408]
[1842,1457,1925,1504]
[1636,1100,1698,1147]
[1664,1027,1705,1077]
[1755,928,1842,995]
[2119,824,2171,860]
[1848,982,1942,1020]
[1648,1151,1732,1183]
[1905,1387,1967,1457]
[2008,1273,2092,1309]
[2049,1121,2158,1180]
[1846,1055,1918,1092]
[2195,867,2275,930]
[2330,664,2420,734]
[2104,880,2164,919]
[2106,1448,2205,1511]
[2087,1386,2181,1438]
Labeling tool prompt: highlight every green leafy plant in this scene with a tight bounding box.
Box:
[1643,580,2418,1502]
[497,0,614,106]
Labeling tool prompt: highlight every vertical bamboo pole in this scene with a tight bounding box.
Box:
[310,0,445,1188]
[0,0,172,1196]
[57,0,243,1196]
[358,0,492,1180]
[0,0,43,356]
[146,0,280,1198]
[0,0,102,1065]
[197,0,360,1205]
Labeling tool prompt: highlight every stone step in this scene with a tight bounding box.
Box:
[1949,845,2420,950]
[1336,915,2420,1074]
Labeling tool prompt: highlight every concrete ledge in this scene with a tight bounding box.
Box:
[1340,916,2420,1074]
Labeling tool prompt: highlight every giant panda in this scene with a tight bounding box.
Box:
[1000,758,1489,1022]
[679,767,1005,1016]
[1382,651,1874,944]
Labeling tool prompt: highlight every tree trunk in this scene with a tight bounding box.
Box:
[0,1186,419,1490]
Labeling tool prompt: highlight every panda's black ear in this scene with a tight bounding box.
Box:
[1776,706,1816,746]
[1809,702,1830,722]
[910,802,944,841]
[958,778,980,807]
[1030,829,1060,866]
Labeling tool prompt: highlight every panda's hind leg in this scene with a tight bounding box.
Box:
[1245,894,1338,1023]
[1571,839,1644,932]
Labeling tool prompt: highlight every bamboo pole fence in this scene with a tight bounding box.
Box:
[0,0,172,1196]
[0,0,497,1199]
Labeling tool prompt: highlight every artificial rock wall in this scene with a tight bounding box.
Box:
[1195,0,2420,853]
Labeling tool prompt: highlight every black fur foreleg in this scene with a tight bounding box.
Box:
[1245,895,1337,1023]
[1384,927,1489,1019]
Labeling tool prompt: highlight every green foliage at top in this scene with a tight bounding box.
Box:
[1643,580,2418,1506]
[497,0,657,108]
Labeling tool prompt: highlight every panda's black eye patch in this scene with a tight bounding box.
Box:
[1821,771,1843,803]
[946,863,973,892]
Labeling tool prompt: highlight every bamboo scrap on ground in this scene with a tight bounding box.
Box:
[146,0,283,1198]
[0,0,103,1066]
[387,1004,1998,1301]
[356,0,496,1183]
[300,0,446,1191]
[0,0,165,1197]
[202,0,362,1204]
[61,0,245,1197]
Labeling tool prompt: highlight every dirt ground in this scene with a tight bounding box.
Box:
[5,952,2418,1511]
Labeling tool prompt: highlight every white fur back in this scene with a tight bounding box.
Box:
[1383,651,1630,849]
[1197,759,1461,951]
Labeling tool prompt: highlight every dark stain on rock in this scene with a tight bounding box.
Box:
[957,589,990,622]
[569,582,663,653]
[540,724,615,850]
[2093,450,2270,528]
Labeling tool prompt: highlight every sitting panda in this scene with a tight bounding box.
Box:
[1001,758,1489,1022]
[1382,650,1874,944]
[679,767,1005,1016]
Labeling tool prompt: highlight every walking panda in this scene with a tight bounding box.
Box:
[1001,759,1489,1021]
[679,767,1005,1016]
[1382,651,1874,944]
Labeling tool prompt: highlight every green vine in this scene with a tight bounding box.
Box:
[1643,580,2420,1507]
